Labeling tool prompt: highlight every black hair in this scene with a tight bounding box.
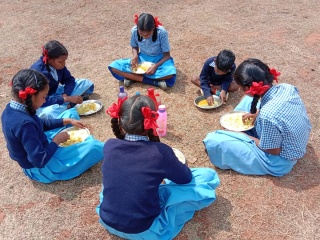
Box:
[11,69,48,115]
[216,50,236,72]
[233,58,274,114]
[111,95,160,142]
[43,40,68,71]
[136,13,158,42]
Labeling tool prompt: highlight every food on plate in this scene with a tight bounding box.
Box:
[132,62,152,74]
[60,129,89,147]
[221,112,254,131]
[197,99,219,107]
[77,102,98,115]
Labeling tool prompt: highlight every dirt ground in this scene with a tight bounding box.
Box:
[0,0,319,239]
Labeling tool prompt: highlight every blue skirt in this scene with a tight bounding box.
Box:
[203,96,296,176]
[96,168,220,240]
[23,108,104,183]
[108,52,177,87]
[36,78,94,119]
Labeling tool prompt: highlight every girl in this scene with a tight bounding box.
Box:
[30,40,94,119]
[108,13,176,90]
[203,59,311,176]
[1,69,103,183]
[97,95,220,240]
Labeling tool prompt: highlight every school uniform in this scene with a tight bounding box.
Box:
[200,57,236,98]
[203,83,311,176]
[30,57,94,119]
[97,135,220,240]
[108,26,177,87]
[1,101,103,183]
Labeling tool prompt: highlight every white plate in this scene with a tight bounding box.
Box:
[220,111,254,131]
[75,100,103,116]
[59,127,90,147]
[172,148,186,164]
[131,62,154,74]
[194,95,222,109]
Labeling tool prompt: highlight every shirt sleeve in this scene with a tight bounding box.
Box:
[59,67,76,96]
[17,121,58,168]
[257,118,282,150]
[42,118,64,131]
[130,26,139,48]
[158,27,170,52]
[162,147,192,184]
[199,60,213,98]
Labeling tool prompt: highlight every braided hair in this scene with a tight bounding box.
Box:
[233,58,274,114]
[11,69,48,115]
[42,40,68,71]
[111,95,160,142]
[136,13,158,42]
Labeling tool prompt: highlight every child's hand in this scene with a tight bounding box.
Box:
[68,95,83,104]
[131,57,138,69]
[145,64,157,75]
[206,96,214,105]
[52,132,70,145]
[219,90,227,104]
[242,113,257,124]
[70,119,88,129]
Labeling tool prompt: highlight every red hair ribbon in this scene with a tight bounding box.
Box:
[133,14,139,24]
[42,46,49,64]
[106,97,127,118]
[154,16,162,27]
[18,87,37,100]
[141,107,159,136]
[245,81,270,96]
[270,68,280,83]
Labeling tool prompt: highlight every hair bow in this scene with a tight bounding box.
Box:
[154,16,162,27]
[245,81,270,96]
[18,87,37,100]
[42,46,49,64]
[270,68,281,83]
[106,97,127,118]
[133,14,139,24]
[141,107,159,136]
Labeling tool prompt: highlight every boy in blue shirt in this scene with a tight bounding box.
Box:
[191,49,239,104]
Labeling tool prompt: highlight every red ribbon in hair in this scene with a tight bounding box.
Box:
[133,14,139,24]
[270,68,281,83]
[42,46,49,64]
[106,97,127,118]
[245,81,270,96]
[141,107,159,136]
[18,87,37,100]
[154,16,162,27]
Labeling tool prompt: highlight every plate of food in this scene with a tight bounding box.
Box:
[220,111,254,131]
[59,127,90,147]
[131,62,154,74]
[172,148,186,164]
[194,95,222,109]
[75,100,103,116]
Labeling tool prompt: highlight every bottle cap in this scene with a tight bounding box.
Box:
[135,91,140,96]
[158,105,166,110]
[119,86,124,92]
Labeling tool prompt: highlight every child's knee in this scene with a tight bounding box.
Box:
[190,76,199,85]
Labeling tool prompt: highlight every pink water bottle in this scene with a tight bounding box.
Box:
[157,105,167,137]
[118,86,128,100]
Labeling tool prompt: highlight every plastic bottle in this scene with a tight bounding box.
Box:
[146,87,158,110]
[118,86,128,100]
[157,105,167,137]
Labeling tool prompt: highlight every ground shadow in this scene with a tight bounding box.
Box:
[31,162,102,201]
[176,196,232,239]
[270,143,320,191]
